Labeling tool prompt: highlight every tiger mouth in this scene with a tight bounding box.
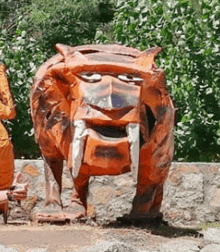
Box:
[87,124,127,140]
[71,120,140,182]
[70,106,156,182]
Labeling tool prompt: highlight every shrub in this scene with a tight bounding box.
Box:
[107,0,220,161]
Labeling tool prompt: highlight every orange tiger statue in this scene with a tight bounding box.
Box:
[30,44,175,222]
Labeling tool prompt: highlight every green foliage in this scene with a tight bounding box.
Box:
[28,0,96,54]
[25,0,115,56]
[110,0,220,161]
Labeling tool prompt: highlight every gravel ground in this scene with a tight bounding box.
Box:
[0,219,220,252]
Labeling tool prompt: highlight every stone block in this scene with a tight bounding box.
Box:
[200,244,220,252]
[11,160,220,226]
[202,227,220,244]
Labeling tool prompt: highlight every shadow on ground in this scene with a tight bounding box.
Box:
[101,217,203,238]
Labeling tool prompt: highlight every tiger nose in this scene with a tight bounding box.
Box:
[110,94,126,108]
[96,76,138,109]
[82,76,140,109]
[100,76,127,109]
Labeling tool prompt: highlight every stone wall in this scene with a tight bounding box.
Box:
[14,160,220,227]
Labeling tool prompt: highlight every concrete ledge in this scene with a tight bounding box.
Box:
[13,160,220,227]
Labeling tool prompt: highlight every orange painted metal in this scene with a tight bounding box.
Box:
[83,129,130,175]
[0,63,16,191]
[30,44,175,221]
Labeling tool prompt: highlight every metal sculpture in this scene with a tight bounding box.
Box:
[0,61,15,222]
[30,44,175,222]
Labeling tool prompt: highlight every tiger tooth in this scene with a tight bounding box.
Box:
[126,123,140,184]
[71,120,87,178]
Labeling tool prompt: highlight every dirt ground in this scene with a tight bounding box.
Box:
[0,218,203,252]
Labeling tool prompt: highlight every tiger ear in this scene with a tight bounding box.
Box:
[136,47,162,68]
[56,43,87,62]
[56,44,72,59]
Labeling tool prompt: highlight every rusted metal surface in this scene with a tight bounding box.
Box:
[30,44,175,222]
[0,62,16,191]
[0,62,16,223]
